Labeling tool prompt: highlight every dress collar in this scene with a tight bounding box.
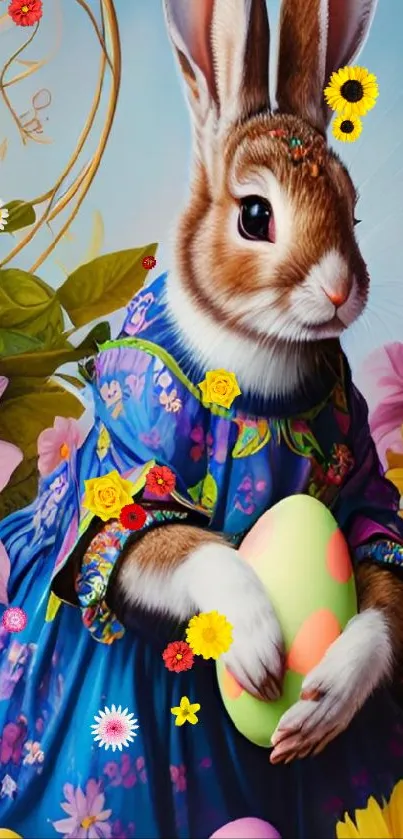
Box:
[121,272,343,419]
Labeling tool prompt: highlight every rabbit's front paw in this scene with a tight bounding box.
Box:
[222,593,284,701]
[184,543,284,700]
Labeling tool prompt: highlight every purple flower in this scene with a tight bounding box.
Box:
[52,780,112,838]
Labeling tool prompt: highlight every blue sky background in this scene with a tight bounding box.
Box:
[0,0,402,373]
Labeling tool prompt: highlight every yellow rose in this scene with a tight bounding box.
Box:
[198,369,241,409]
[83,470,134,521]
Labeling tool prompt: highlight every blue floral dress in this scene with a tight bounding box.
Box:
[1,272,403,839]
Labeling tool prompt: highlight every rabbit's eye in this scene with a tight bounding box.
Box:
[238,195,275,242]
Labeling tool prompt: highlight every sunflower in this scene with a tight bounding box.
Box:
[332,115,362,144]
[186,611,233,660]
[324,66,379,118]
[336,780,403,838]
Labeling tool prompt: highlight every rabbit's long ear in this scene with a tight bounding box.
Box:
[163,0,270,134]
[276,0,378,133]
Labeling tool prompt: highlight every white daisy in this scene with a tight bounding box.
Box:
[0,200,9,231]
[91,704,139,752]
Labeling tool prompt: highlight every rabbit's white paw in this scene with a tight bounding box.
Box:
[183,543,284,699]
[270,609,392,763]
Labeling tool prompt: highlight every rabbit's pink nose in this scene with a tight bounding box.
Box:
[325,288,349,307]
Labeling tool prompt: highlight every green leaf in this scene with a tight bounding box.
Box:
[0,385,84,518]
[0,269,64,347]
[0,321,110,378]
[56,244,158,328]
[201,473,218,511]
[76,320,111,349]
[0,328,43,357]
[1,200,36,234]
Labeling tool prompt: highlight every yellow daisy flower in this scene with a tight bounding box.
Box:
[332,115,363,144]
[186,611,233,660]
[171,696,200,726]
[324,66,379,118]
[336,780,403,838]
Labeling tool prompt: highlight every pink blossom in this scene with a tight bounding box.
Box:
[0,377,23,492]
[358,343,403,469]
[37,416,82,477]
[170,764,187,792]
[52,780,112,838]
[0,541,10,606]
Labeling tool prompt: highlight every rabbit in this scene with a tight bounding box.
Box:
[104,0,403,766]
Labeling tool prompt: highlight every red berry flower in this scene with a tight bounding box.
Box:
[142,255,156,270]
[120,503,147,531]
[145,465,176,497]
[8,0,43,26]
[162,641,194,673]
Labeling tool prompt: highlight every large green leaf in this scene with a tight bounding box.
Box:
[56,244,158,328]
[0,329,43,357]
[0,321,110,378]
[0,200,36,234]
[0,269,64,347]
[0,385,84,518]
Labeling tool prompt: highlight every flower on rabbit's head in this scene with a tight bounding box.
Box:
[37,416,82,477]
[332,115,362,144]
[335,779,403,838]
[8,0,43,26]
[324,66,379,118]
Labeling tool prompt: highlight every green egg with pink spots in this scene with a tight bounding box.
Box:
[216,494,357,747]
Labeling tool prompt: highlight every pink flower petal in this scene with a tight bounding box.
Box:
[63,783,76,803]
[0,441,23,492]
[0,540,10,606]
[85,778,101,809]
[89,792,106,817]
[74,786,89,820]
[52,817,78,834]
[97,808,112,822]
[0,377,9,399]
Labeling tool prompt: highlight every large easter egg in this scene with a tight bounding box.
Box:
[210,818,281,838]
[216,494,357,747]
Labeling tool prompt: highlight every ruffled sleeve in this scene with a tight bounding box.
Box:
[333,362,403,569]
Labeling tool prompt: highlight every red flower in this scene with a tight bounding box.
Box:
[162,641,194,673]
[142,255,156,270]
[145,465,176,497]
[119,503,147,531]
[8,0,43,26]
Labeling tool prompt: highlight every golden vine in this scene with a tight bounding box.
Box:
[0,0,121,272]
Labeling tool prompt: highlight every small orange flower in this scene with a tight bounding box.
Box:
[8,0,43,26]
[145,465,176,497]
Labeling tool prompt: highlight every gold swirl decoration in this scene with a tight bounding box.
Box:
[0,0,121,272]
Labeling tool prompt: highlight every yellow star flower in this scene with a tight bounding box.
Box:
[186,611,233,660]
[171,696,200,726]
